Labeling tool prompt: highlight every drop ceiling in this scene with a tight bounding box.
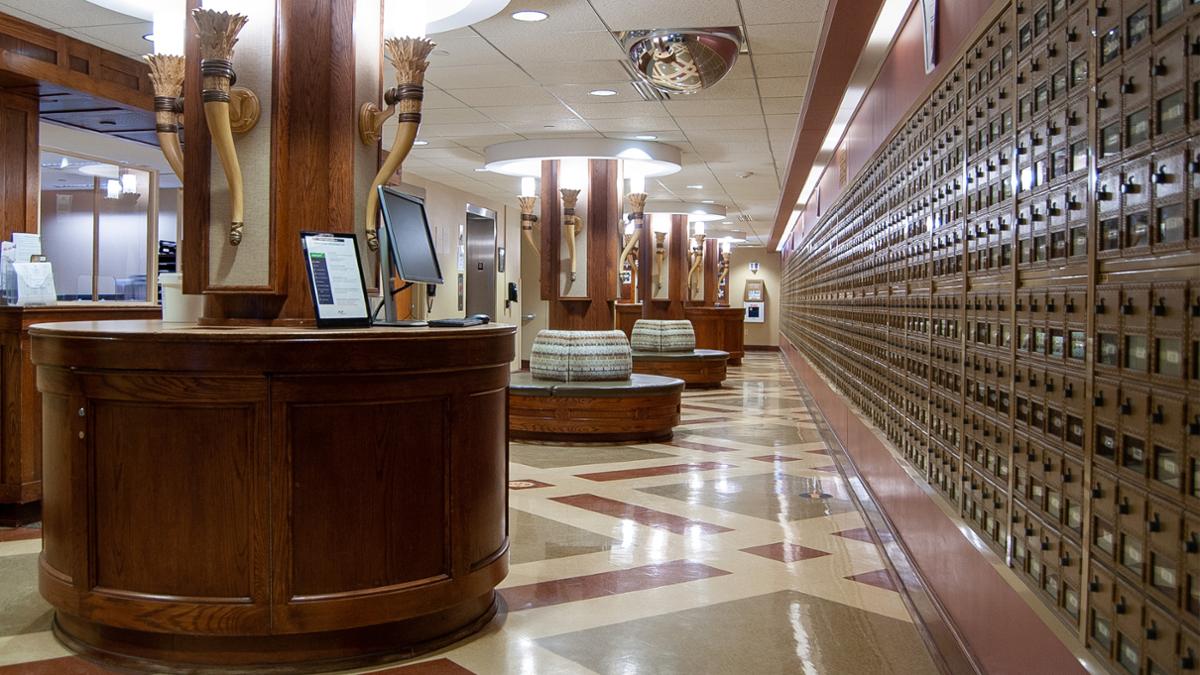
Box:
[0,0,830,245]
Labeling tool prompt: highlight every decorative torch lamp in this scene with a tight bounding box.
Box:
[620,172,646,272]
[144,2,186,180]
[651,213,669,294]
[360,8,436,252]
[518,176,539,256]
[717,237,732,303]
[688,220,706,296]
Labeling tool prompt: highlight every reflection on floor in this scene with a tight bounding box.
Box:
[0,354,961,673]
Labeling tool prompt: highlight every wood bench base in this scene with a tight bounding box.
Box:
[509,374,684,443]
[632,350,729,389]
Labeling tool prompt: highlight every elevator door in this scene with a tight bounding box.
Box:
[465,207,496,318]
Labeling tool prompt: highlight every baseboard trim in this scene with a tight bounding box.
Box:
[744,344,780,352]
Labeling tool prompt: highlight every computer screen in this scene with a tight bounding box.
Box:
[378,186,443,284]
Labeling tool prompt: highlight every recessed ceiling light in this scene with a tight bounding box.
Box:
[701,199,715,204]
[589,89,618,97]
[686,184,703,189]
[142,33,154,42]
[413,140,429,146]
[474,168,488,172]
[722,220,733,225]
[635,134,657,140]
[511,10,548,22]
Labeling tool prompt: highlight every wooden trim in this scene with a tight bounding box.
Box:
[181,0,210,295]
[538,160,559,302]
[0,91,37,242]
[744,345,781,352]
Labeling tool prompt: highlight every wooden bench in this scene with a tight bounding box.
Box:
[509,372,685,442]
[631,348,729,389]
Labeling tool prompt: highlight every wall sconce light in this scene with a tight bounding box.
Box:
[518,176,539,256]
[688,221,705,295]
[651,213,670,294]
[620,173,646,273]
[144,54,185,179]
[360,36,437,251]
[560,187,583,287]
[192,9,262,246]
[717,237,732,302]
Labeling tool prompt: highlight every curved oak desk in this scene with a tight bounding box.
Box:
[31,320,515,672]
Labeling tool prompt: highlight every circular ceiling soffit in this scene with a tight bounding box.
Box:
[483,139,682,178]
[622,27,742,95]
[644,200,727,221]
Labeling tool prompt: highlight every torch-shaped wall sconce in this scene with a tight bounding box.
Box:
[620,173,647,273]
[145,55,185,179]
[518,176,539,256]
[716,237,732,303]
[360,37,436,251]
[651,214,669,294]
[191,9,261,246]
[560,187,582,285]
[688,221,706,297]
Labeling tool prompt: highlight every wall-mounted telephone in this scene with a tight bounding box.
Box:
[506,281,518,309]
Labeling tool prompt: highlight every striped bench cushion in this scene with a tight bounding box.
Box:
[530,330,632,382]
[631,319,696,352]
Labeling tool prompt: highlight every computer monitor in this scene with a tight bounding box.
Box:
[378,186,443,285]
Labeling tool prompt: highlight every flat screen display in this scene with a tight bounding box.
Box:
[378,186,443,284]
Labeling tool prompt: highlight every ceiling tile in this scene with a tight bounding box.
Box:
[2,0,141,27]
[757,77,808,98]
[468,0,608,35]
[422,87,469,109]
[746,23,823,55]
[480,31,625,64]
[476,104,579,123]
[504,118,595,133]
[518,60,631,85]
[572,101,668,119]
[588,116,677,133]
[664,98,761,117]
[447,86,561,107]
[426,63,535,89]
[591,0,742,31]
[751,52,814,78]
[761,96,804,114]
[423,107,493,125]
[601,130,689,143]
[675,116,765,132]
[740,0,828,25]
[683,77,760,100]
[416,122,515,138]
[544,82,643,105]
[765,114,799,130]
[427,35,506,67]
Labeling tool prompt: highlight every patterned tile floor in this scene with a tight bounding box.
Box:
[0,354,1008,673]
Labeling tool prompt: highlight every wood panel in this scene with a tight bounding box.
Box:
[544,159,620,330]
[32,321,514,668]
[510,390,681,442]
[684,306,745,364]
[0,305,160,523]
[0,92,36,242]
[702,239,720,305]
[632,355,727,389]
[640,214,689,320]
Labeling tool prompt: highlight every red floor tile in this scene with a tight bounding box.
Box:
[846,569,898,592]
[576,462,732,482]
[741,542,831,562]
[663,439,736,453]
[372,658,476,674]
[550,494,732,535]
[749,454,803,463]
[833,527,875,543]
[811,464,839,473]
[500,560,731,611]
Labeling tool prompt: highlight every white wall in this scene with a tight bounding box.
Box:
[729,246,781,347]
[399,174,522,371]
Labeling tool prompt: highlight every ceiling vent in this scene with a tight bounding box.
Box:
[618,28,743,96]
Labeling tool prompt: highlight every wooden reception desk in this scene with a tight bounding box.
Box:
[0,303,161,525]
[32,320,514,670]
[615,303,745,365]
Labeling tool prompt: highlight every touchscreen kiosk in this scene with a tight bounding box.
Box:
[301,231,371,327]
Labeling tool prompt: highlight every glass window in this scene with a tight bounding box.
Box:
[1069,330,1086,359]
[1127,6,1151,48]
[1160,0,1185,24]
[1096,425,1117,460]
[1092,613,1112,649]
[1101,123,1122,158]
[1125,334,1149,371]
[1123,435,1147,473]
[1070,141,1088,172]
[1101,28,1121,65]
[1122,534,1144,575]
[1118,632,1140,674]
[1156,337,1183,376]
[1154,445,1181,489]
[1100,217,1121,250]
[1070,226,1087,256]
[1158,91,1186,135]
[1099,333,1119,365]
[1157,203,1185,244]
[1071,56,1088,87]
[1126,211,1150,247]
[1050,329,1065,357]
[1127,108,1151,146]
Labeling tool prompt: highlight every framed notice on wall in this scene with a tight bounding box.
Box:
[744,278,765,302]
[300,232,371,328]
[744,301,765,323]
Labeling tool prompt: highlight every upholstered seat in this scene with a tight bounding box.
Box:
[630,319,696,352]
[631,348,730,361]
[510,371,684,397]
[529,329,632,381]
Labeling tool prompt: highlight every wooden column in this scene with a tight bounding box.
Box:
[539,159,620,330]
[640,214,688,319]
[0,92,36,242]
[702,239,720,306]
[182,0,363,324]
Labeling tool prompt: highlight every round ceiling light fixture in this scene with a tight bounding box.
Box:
[643,200,727,222]
[635,134,657,140]
[622,27,743,95]
[589,89,618,97]
[511,10,548,22]
[483,138,681,178]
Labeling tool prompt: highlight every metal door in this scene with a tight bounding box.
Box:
[464,204,496,318]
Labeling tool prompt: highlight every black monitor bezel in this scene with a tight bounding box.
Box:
[377,185,444,285]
